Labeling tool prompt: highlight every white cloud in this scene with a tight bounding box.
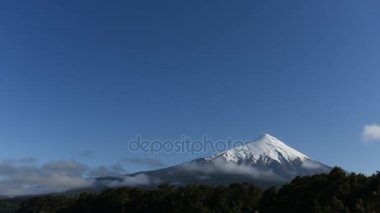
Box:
[0,159,150,197]
[362,123,380,143]
[180,158,283,181]
[0,160,94,197]
[301,160,322,169]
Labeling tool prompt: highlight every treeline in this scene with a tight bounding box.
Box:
[2,167,380,212]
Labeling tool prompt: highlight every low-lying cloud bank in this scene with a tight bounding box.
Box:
[0,159,150,197]
[181,158,283,181]
[104,174,151,188]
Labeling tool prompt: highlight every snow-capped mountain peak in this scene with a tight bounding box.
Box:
[123,133,332,188]
[208,134,309,164]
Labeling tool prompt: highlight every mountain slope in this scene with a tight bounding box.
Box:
[120,134,332,188]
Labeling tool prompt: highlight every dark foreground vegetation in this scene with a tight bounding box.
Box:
[2,167,380,213]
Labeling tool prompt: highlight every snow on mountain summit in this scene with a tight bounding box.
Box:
[207,134,309,164]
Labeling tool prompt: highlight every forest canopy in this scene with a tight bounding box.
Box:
[1,167,380,213]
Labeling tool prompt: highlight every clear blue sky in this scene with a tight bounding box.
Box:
[1,0,380,174]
